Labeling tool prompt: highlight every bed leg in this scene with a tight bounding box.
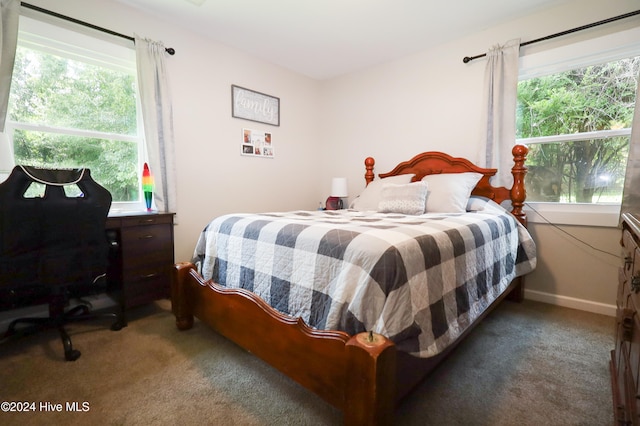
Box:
[344,332,396,426]
[507,276,525,303]
[172,262,195,330]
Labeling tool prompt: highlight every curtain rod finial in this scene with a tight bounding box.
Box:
[165,47,175,55]
[463,56,472,63]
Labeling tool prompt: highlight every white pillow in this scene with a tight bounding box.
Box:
[378,181,428,215]
[350,174,415,211]
[466,195,490,212]
[467,195,509,214]
[421,172,483,213]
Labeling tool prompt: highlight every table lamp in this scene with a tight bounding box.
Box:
[326,177,348,210]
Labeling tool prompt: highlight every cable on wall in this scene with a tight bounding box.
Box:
[524,202,620,263]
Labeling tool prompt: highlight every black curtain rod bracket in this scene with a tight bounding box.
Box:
[463,9,640,63]
[21,2,175,55]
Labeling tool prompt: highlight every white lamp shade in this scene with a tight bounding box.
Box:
[331,177,348,197]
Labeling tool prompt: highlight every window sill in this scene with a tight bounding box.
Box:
[524,202,621,227]
[109,202,149,215]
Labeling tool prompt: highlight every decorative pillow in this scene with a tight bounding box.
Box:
[466,195,490,212]
[421,172,483,213]
[378,181,428,215]
[350,174,415,211]
[467,195,510,214]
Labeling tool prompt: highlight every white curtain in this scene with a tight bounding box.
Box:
[479,38,520,188]
[135,35,177,214]
[0,0,19,178]
[620,66,640,218]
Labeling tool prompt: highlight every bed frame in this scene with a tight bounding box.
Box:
[172,144,529,425]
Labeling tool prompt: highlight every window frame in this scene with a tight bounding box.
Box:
[3,14,147,212]
[517,25,640,227]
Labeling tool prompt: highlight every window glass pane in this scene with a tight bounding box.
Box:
[525,137,628,203]
[22,182,45,198]
[517,57,639,204]
[9,46,137,135]
[517,58,639,138]
[7,17,143,208]
[13,129,139,202]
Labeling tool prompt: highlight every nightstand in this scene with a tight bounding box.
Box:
[106,212,175,309]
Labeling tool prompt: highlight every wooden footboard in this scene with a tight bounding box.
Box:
[173,262,524,424]
[172,262,397,425]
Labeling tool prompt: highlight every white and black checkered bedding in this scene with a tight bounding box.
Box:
[193,199,536,358]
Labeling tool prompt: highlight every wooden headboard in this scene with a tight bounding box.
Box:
[364,145,528,226]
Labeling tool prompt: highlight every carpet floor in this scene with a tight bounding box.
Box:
[0,298,614,425]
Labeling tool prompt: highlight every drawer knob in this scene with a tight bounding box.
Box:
[620,308,635,341]
[632,276,640,293]
[140,273,159,279]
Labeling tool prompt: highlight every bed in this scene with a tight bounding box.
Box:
[172,144,535,425]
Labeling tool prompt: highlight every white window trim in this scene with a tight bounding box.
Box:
[2,14,148,213]
[519,25,640,79]
[6,122,141,144]
[524,202,621,227]
[518,128,631,145]
[518,25,640,228]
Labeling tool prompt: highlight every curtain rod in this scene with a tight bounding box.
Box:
[20,2,176,55]
[463,9,640,63]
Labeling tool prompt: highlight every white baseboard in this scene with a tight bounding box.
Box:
[524,289,616,317]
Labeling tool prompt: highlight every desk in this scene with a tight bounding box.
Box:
[106,212,175,309]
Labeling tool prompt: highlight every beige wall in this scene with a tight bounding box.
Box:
[525,223,620,314]
[317,0,637,315]
[27,0,638,315]
[26,0,325,266]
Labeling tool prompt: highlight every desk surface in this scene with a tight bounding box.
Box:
[108,210,165,218]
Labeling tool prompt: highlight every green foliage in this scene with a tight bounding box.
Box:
[8,46,140,202]
[12,130,139,201]
[517,57,639,203]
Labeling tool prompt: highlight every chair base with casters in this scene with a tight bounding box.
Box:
[2,281,127,361]
[0,166,127,361]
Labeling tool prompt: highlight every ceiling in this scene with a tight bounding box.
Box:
[114,0,571,80]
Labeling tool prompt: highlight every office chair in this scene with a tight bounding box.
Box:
[0,165,126,361]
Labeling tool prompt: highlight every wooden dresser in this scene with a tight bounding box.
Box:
[106,212,175,309]
[612,213,640,425]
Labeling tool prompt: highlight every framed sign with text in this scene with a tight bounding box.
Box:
[232,85,280,126]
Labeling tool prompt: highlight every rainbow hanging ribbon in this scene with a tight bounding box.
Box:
[142,162,154,211]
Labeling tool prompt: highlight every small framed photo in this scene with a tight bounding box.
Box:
[241,128,274,158]
[232,85,280,126]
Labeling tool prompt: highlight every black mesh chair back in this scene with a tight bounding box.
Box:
[0,166,126,360]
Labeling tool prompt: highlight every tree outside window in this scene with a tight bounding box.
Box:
[517,56,639,204]
[7,26,142,204]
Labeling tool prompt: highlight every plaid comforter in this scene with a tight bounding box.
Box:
[193,200,536,358]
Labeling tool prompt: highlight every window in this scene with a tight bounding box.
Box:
[517,58,638,203]
[5,16,145,209]
[517,26,640,226]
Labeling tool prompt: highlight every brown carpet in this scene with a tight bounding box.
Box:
[0,298,613,425]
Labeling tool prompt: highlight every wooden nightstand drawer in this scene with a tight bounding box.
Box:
[106,212,175,309]
[123,265,171,307]
[121,224,173,267]
[119,214,174,228]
